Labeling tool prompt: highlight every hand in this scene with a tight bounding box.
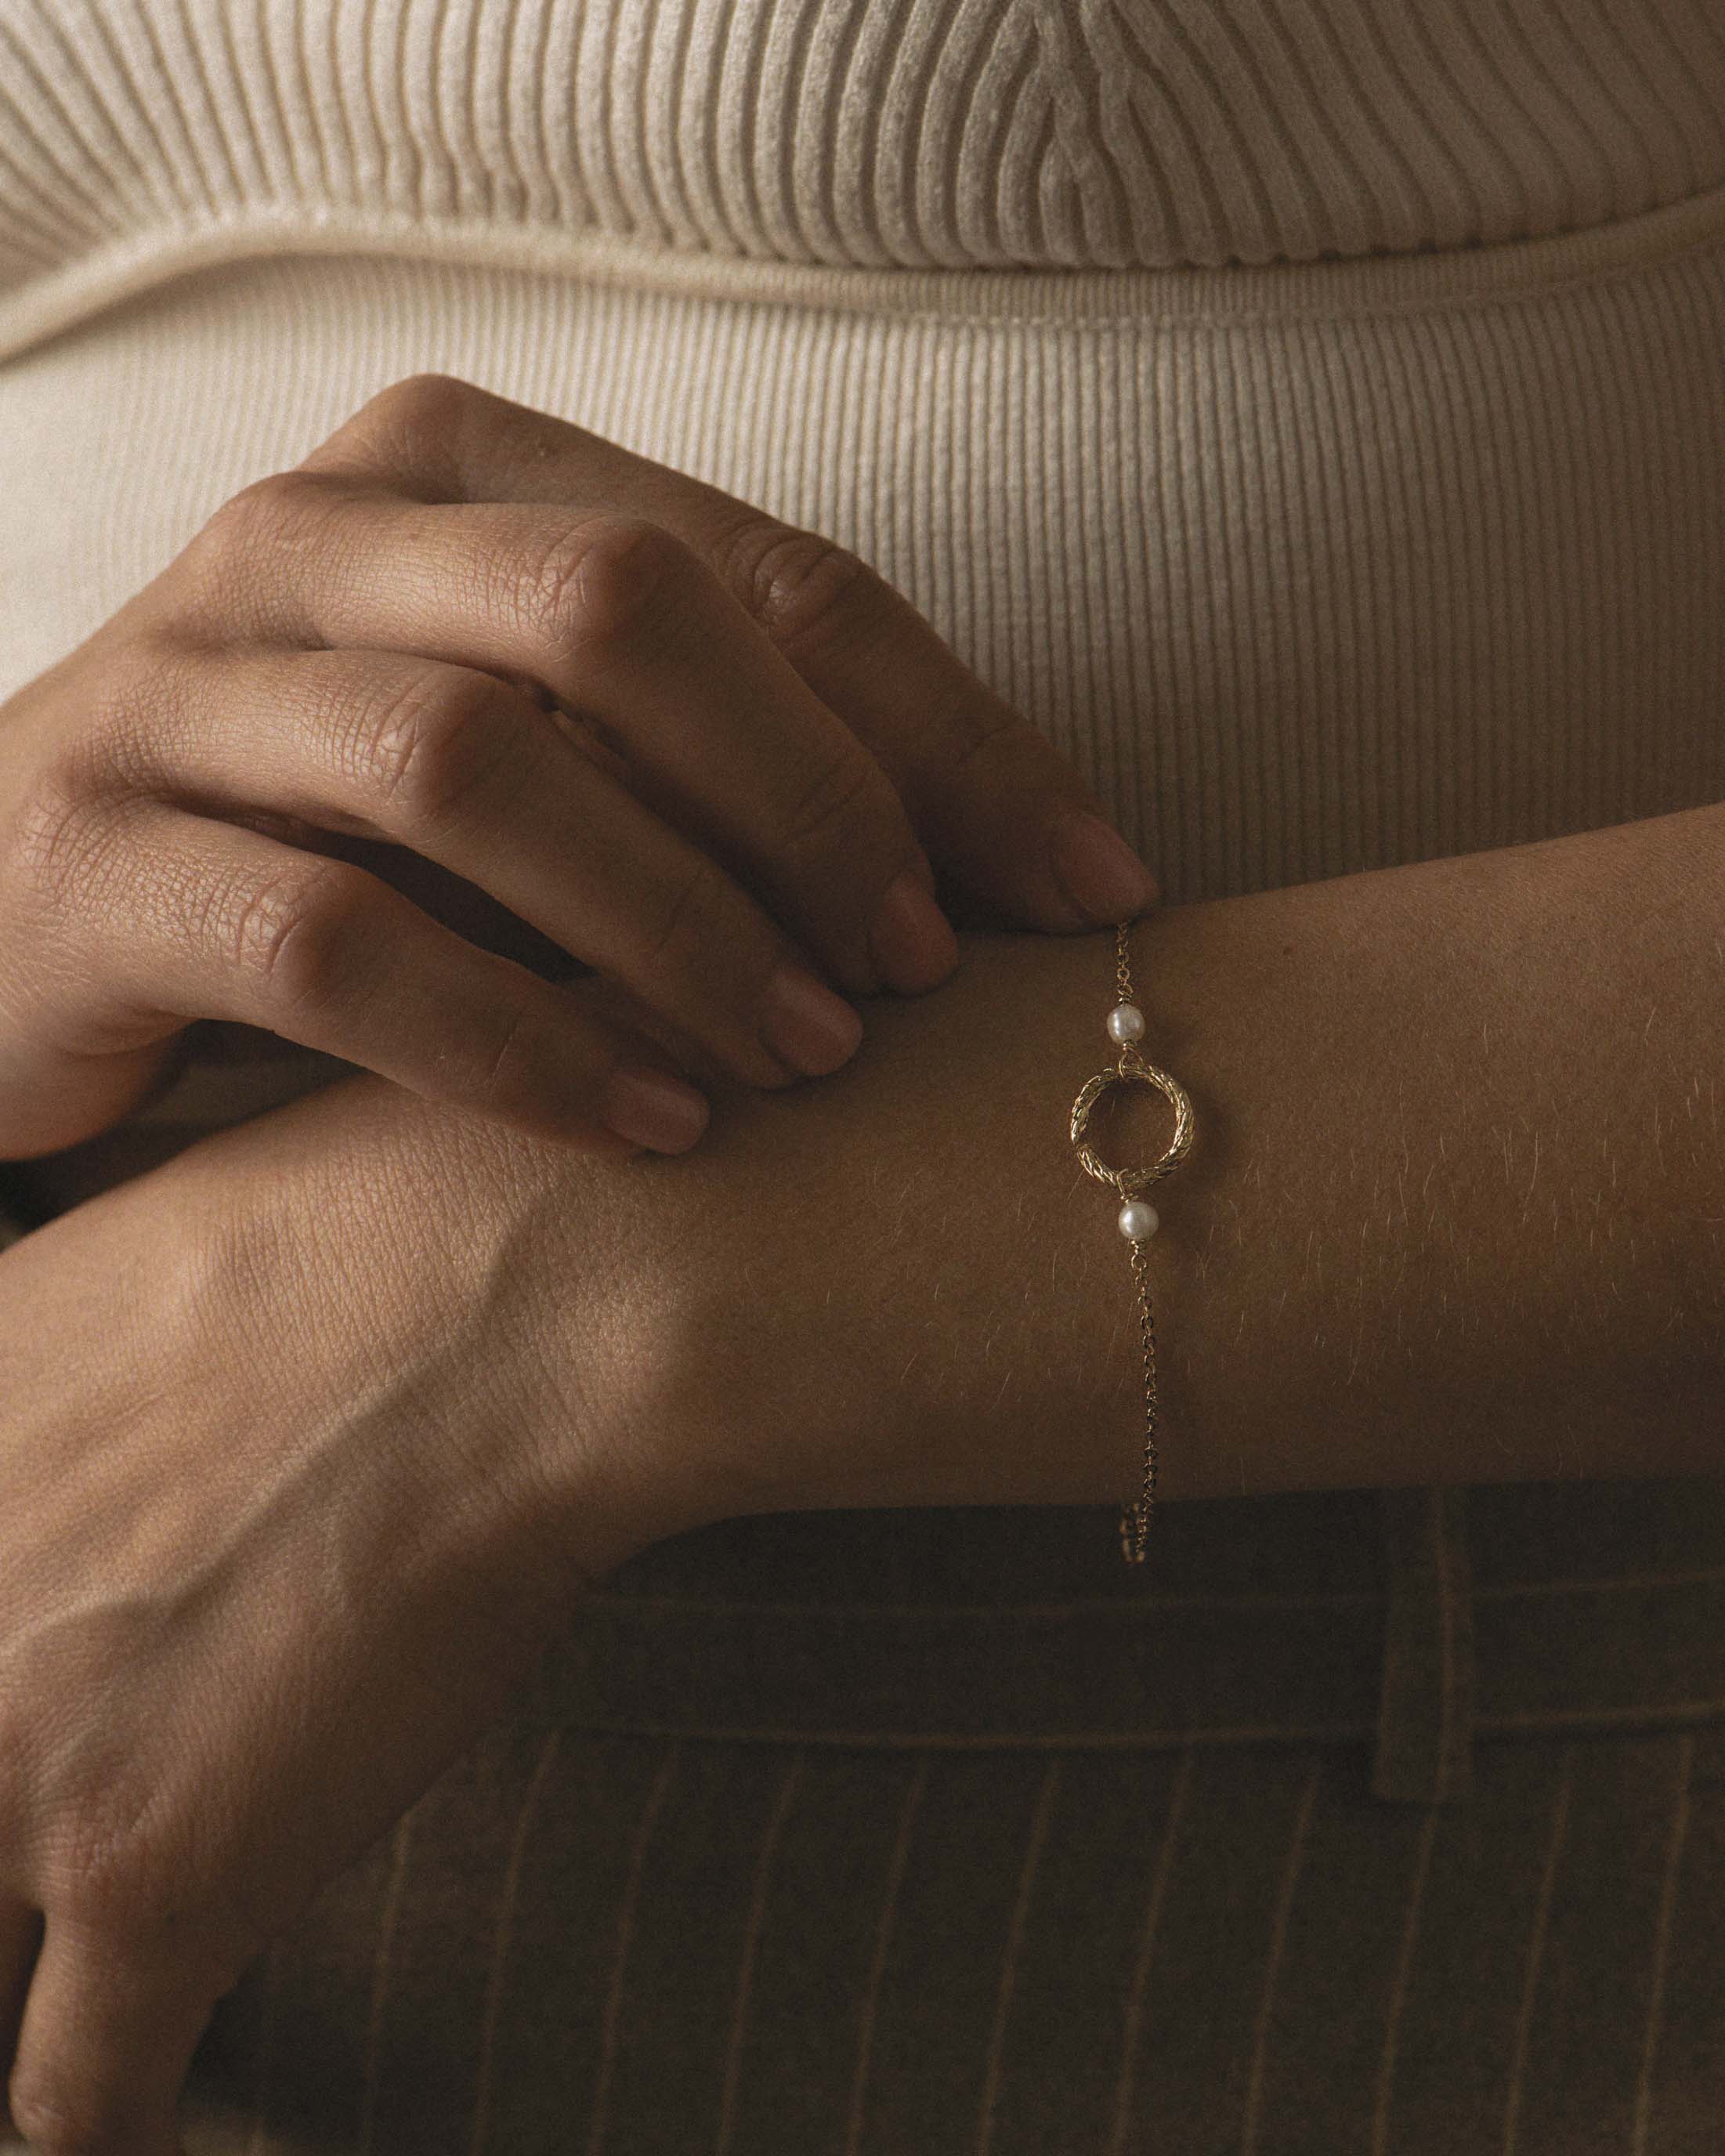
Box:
[0,1091,666,2156]
[8,784,1720,2147]
[0,373,1156,1162]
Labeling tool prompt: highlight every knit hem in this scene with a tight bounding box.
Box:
[5,178,1725,364]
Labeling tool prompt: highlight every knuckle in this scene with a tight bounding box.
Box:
[360,370,479,437]
[327,375,588,490]
[6,780,100,911]
[174,468,344,615]
[199,468,331,560]
[41,1779,174,1937]
[722,522,893,658]
[341,371,483,477]
[0,787,124,1019]
[0,648,193,927]
[520,514,694,664]
[76,640,196,794]
[222,859,368,1017]
[348,668,521,830]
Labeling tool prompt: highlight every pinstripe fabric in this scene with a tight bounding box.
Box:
[2,4,1725,2147]
[1374,1486,1474,1802]
[125,1723,1725,2154]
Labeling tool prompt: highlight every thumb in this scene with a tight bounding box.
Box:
[6,1922,215,2156]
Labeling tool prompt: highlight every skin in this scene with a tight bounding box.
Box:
[0,370,1164,2151]
[0,374,1156,1163]
[1,787,1721,2149]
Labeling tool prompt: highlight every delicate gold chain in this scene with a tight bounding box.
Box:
[1112,925,1155,1561]
[1068,921,1195,1565]
[1119,1235,1161,1560]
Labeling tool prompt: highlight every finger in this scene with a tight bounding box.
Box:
[190,476,960,1003]
[7,1921,211,2156]
[125,643,865,1088]
[306,375,1161,933]
[0,1903,42,2085]
[50,801,712,1155]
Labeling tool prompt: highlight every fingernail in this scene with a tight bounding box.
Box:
[761,964,864,1076]
[601,1064,711,1153]
[1047,811,1159,923]
[870,868,960,993]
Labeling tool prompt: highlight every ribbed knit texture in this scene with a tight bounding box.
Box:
[2,1,1723,1098]
[5,20,1725,2147]
[6,201,1725,937]
[4,1,1725,888]
[3,0,1725,358]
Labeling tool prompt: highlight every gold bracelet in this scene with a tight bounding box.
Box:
[1069,921,1196,1564]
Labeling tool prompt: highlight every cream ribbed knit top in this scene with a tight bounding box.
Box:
[2,0,1725,1110]
[5,0,1725,309]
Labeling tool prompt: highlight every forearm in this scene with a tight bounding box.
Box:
[195,795,1724,1565]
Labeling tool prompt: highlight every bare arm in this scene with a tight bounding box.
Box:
[2,791,1716,2141]
[183,788,1725,1566]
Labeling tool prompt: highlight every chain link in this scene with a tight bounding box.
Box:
[1120,1236,1160,1562]
[1114,921,1148,1080]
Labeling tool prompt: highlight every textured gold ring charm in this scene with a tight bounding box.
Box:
[1069,1062,1195,1197]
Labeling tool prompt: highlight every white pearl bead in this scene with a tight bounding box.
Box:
[1107,1002,1145,1044]
[1118,1199,1159,1241]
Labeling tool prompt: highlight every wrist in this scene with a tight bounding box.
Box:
[163,1074,702,1594]
[562,805,1725,1531]
[552,924,1192,1525]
